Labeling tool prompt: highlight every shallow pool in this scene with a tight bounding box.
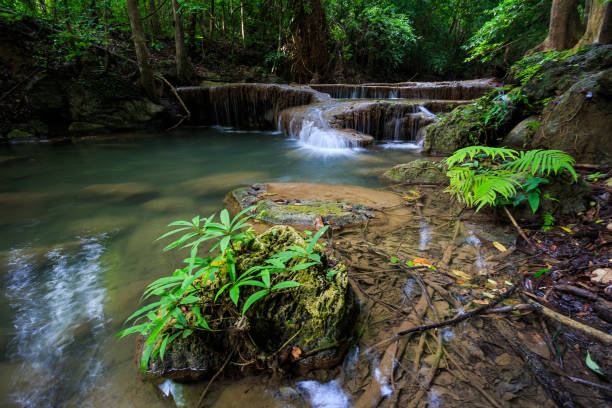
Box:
[0,127,421,407]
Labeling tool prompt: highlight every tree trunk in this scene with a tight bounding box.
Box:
[530,0,582,52]
[171,0,194,82]
[240,0,245,46]
[573,0,612,48]
[209,0,215,37]
[126,0,158,101]
[289,0,330,83]
[148,0,162,38]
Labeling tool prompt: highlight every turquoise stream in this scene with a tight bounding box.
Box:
[0,127,420,407]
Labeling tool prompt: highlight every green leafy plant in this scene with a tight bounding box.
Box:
[117,207,329,371]
[446,146,577,212]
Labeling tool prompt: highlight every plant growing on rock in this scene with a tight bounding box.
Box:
[117,207,329,371]
[445,146,577,213]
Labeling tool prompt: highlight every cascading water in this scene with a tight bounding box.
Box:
[176,80,497,154]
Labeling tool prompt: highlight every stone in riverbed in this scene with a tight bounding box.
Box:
[143,225,355,382]
[230,183,374,226]
[382,159,448,184]
[180,171,269,196]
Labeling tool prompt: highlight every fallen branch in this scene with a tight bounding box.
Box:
[196,351,233,408]
[503,206,541,251]
[524,298,612,345]
[394,283,518,338]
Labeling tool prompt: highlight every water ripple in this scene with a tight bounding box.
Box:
[4,237,108,407]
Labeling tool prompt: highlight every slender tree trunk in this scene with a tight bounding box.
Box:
[221,0,226,39]
[240,0,245,46]
[126,0,158,101]
[148,0,162,38]
[209,0,215,37]
[530,0,582,52]
[171,0,194,82]
[574,0,612,48]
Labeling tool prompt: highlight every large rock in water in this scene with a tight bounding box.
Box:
[143,225,355,382]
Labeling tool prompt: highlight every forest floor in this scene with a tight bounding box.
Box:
[319,175,612,407]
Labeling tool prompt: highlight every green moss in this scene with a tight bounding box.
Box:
[280,203,347,216]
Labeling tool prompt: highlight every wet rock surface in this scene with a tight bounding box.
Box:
[230,183,375,226]
[383,159,448,184]
[145,225,356,382]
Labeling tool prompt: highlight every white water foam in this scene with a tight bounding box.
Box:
[4,237,108,407]
[296,379,350,408]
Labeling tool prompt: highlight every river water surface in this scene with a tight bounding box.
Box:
[0,127,421,407]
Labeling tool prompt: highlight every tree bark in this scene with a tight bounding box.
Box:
[209,0,215,37]
[147,0,162,38]
[289,0,330,83]
[126,0,158,101]
[240,0,245,46]
[171,0,194,82]
[530,0,582,52]
[573,0,612,48]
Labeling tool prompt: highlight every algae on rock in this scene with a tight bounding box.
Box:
[383,159,448,184]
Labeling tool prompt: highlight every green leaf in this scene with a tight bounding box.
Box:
[290,262,318,271]
[182,329,193,338]
[390,256,399,263]
[140,341,155,371]
[242,290,269,315]
[220,209,231,229]
[156,227,191,241]
[229,285,240,306]
[117,323,151,338]
[271,281,301,290]
[261,270,271,288]
[160,332,181,361]
[586,351,603,375]
[124,300,165,323]
[326,270,339,280]
[533,268,549,278]
[527,191,540,213]
[219,236,231,252]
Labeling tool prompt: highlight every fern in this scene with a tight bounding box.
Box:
[445,146,518,167]
[446,146,577,213]
[505,149,577,181]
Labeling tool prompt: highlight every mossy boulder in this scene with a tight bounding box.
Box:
[144,225,355,382]
[517,44,612,103]
[230,184,374,226]
[422,94,519,155]
[531,68,612,166]
[383,159,448,183]
[502,116,539,149]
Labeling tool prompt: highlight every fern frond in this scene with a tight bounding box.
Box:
[472,175,519,211]
[445,146,518,167]
[506,149,576,181]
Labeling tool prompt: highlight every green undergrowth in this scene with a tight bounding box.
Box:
[117,207,342,371]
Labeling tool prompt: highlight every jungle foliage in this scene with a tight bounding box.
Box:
[0,0,552,82]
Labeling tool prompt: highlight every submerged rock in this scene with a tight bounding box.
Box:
[144,225,355,382]
[230,183,375,226]
[383,159,448,184]
[79,182,158,202]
